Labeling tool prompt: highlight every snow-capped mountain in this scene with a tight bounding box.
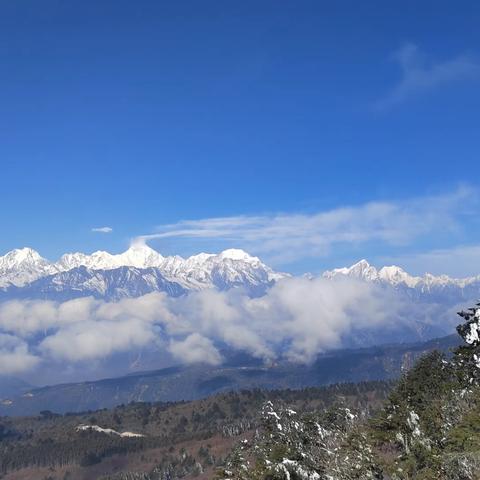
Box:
[323,259,480,302]
[1,247,479,303]
[0,245,285,300]
[0,248,59,288]
[57,243,165,271]
[324,259,420,285]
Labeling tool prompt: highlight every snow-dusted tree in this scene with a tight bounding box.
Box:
[455,302,480,386]
[218,401,381,479]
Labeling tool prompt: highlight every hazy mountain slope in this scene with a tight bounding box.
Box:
[0,377,32,399]
[0,335,459,416]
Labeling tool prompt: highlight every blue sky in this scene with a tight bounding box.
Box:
[1,1,480,275]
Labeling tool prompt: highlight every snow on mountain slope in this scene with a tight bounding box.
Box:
[2,266,187,301]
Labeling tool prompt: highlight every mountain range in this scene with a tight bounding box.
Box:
[1,245,480,302]
[0,245,285,300]
[323,258,480,303]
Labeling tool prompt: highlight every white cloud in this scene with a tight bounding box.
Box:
[0,334,40,375]
[92,226,113,233]
[0,300,60,337]
[0,275,457,373]
[169,333,222,365]
[134,186,476,265]
[376,43,480,109]
[40,318,155,362]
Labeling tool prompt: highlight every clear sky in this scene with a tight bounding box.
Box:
[1,1,480,275]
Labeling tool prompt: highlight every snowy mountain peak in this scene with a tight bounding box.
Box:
[322,259,480,291]
[118,243,164,268]
[57,252,90,270]
[125,242,160,255]
[355,259,370,267]
[0,247,49,271]
[323,260,415,284]
[324,259,378,281]
[0,247,57,287]
[57,245,165,271]
[378,265,420,287]
[187,252,215,261]
[347,260,378,281]
[218,248,260,263]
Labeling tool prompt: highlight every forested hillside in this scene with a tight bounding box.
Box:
[0,382,390,480]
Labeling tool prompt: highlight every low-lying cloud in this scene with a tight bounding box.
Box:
[0,334,40,375]
[0,276,457,376]
[169,333,223,365]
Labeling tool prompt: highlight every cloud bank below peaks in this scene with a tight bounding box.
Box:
[0,275,455,376]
